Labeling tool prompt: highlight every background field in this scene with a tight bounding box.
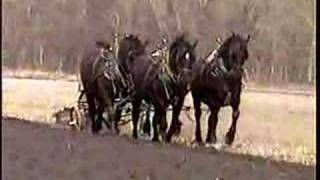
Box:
[2,77,315,166]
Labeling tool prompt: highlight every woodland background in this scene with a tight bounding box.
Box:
[2,0,315,86]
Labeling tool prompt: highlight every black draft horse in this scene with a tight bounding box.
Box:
[117,34,196,142]
[191,32,250,145]
[79,41,127,133]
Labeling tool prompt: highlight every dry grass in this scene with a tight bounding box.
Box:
[2,77,78,123]
[2,77,316,165]
[2,69,78,81]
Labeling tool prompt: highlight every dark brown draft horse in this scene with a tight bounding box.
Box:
[141,34,198,141]
[165,34,198,142]
[117,34,196,142]
[191,32,250,145]
[80,41,126,133]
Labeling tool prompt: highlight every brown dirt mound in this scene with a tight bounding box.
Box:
[2,117,315,180]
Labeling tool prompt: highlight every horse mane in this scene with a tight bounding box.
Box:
[169,34,189,51]
[218,33,247,55]
[124,34,146,56]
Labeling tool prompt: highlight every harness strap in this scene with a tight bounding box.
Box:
[210,58,228,78]
[159,72,173,100]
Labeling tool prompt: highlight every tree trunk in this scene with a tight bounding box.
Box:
[111,12,120,59]
[58,56,63,73]
[308,35,315,83]
[39,44,44,67]
[270,63,274,84]
[284,65,288,83]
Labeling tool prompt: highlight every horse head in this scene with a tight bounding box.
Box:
[95,40,114,60]
[118,34,148,73]
[169,34,198,92]
[216,33,250,72]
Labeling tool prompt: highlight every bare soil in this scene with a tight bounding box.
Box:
[2,117,315,180]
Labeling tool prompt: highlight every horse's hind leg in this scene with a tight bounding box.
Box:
[143,105,151,136]
[151,108,161,142]
[131,99,142,139]
[225,105,240,145]
[159,110,167,141]
[114,106,123,134]
[166,97,184,142]
[86,94,100,133]
[96,102,110,130]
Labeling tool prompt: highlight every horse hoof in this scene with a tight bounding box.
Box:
[214,142,226,150]
[225,134,235,145]
[133,134,138,139]
[204,143,216,148]
[152,137,159,142]
[191,140,204,148]
[91,124,102,134]
[105,122,111,130]
[165,134,172,143]
[91,128,100,134]
[206,136,217,144]
[195,137,203,144]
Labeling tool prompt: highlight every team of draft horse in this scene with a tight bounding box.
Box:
[79,31,250,146]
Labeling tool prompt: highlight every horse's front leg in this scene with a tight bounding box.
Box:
[192,94,203,143]
[131,98,142,139]
[152,107,166,142]
[225,105,240,145]
[225,85,242,145]
[206,106,220,144]
[86,94,100,133]
[166,97,184,142]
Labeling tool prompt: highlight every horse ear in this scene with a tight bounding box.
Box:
[216,36,222,45]
[192,40,198,50]
[231,30,235,37]
[246,34,251,43]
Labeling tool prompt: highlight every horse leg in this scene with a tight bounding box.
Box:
[159,109,167,141]
[114,106,123,134]
[96,102,110,130]
[151,108,161,142]
[86,94,99,133]
[193,95,203,143]
[206,106,219,144]
[131,99,142,139]
[104,102,115,132]
[166,97,184,142]
[143,105,151,136]
[225,105,240,145]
